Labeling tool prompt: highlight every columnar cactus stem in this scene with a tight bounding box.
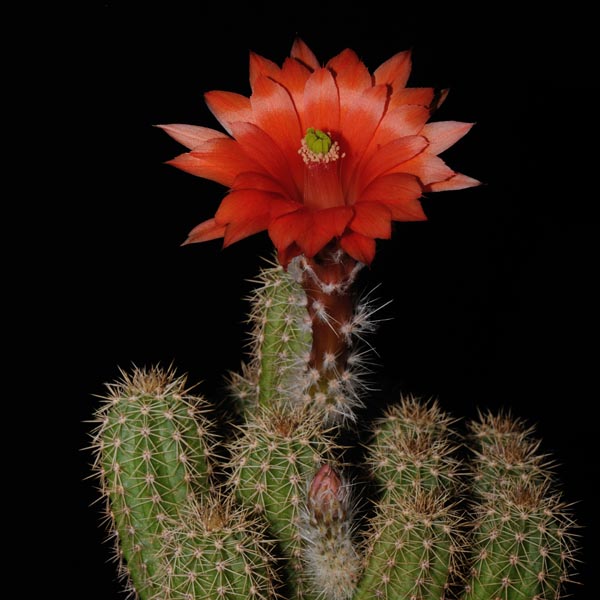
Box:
[155,496,279,600]
[463,482,576,600]
[90,366,217,599]
[463,412,577,599]
[227,405,338,599]
[355,490,465,600]
[367,396,462,500]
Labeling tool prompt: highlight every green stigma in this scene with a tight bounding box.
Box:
[304,128,332,155]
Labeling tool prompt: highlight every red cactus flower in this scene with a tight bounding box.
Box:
[159,39,479,266]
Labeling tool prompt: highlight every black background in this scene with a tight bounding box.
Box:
[70,3,598,598]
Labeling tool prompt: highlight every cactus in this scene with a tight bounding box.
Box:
[90,264,578,600]
[89,39,581,600]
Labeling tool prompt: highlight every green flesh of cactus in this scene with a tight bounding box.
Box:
[228,405,336,599]
[155,497,278,600]
[92,367,215,599]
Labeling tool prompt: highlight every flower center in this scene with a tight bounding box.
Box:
[299,128,343,164]
[299,128,345,209]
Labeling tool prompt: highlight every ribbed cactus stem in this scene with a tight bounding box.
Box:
[90,366,216,599]
[301,464,361,600]
[464,412,576,599]
[355,490,465,600]
[463,483,576,600]
[156,496,279,600]
[368,396,462,500]
[248,261,312,410]
[227,405,338,599]
[469,411,553,497]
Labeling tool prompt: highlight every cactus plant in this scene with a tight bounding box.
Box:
[89,38,580,600]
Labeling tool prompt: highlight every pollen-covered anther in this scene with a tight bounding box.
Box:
[299,129,345,164]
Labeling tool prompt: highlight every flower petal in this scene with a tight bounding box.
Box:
[215,189,300,247]
[232,171,291,196]
[230,122,299,199]
[269,206,353,258]
[340,231,376,265]
[349,202,392,239]
[168,138,259,187]
[341,84,389,189]
[374,50,412,89]
[425,172,481,192]
[422,121,474,155]
[249,51,280,89]
[388,87,436,110]
[371,104,430,147]
[393,152,455,185]
[291,38,320,70]
[250,75,303,187]
[361,173,426,220]
[156,124,228,150]
[327,48,372,91]
[279,57,313,114]
[204,91,253,135]
[359,135,428,191]
[183,218,226,244]
[303,67,340,132]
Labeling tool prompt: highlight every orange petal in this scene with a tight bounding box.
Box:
[204,91,253,135]
[371,104,430,148]
[168,138,259,187]
[361,173,426,220]
[250,75,303,186]
[269,206,353,258]
[340,231,376,265]
[232,171,291,196]
[389,87,436,110]
[230,122,299,198]
[291,38,320,71]
[297,207,353,257]
[374,50,412,89]
[422,121,474,155]
[269,209,308,252]
[249,51,280,89]
[327,48,371,92]
[183,218,226,244]
[349,202,392,239]
[156,124,227,150]
[216,189,299,247]
[359,135,428,191]
[216,188,298,225]
[425,172,481,192]
[393,152,455,185]
[279,57,312,114]
[341,84,389,188]
[303,67,340,133]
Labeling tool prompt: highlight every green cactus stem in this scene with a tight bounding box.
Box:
[355,490,465,600]
[227,404,338,599]
[367,396,462,501]
[229,256,382,424]
[155,496,279,600]
[463,412,577,599]
[463,482,577,600]
[90,366,216,599]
